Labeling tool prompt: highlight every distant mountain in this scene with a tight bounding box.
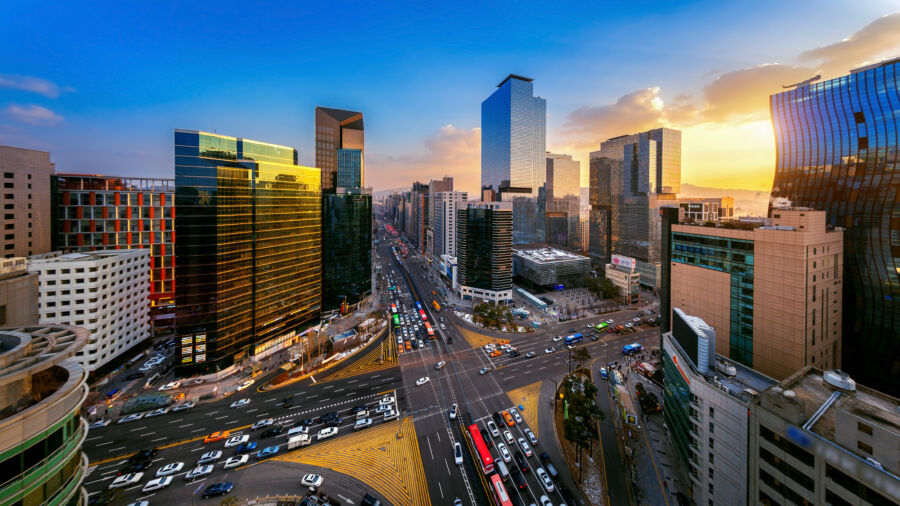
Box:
[679,183,771,217]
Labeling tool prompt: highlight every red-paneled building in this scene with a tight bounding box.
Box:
[51,174,175,332]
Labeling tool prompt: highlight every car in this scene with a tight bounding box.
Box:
[297,418,315,426]
[235,442,258,455]
[350,404,368,414]
[236,379,255,391]
[324,416,342,428]
[503,430,515,445]
[144,408,168,418]
[479,367,489,375]
[204,431,231,444]
[89,419,111,430]
[525,352,536,359]
[379,396,395,406]
[201,482,234,499]
[128,449,159,463]
[172,401,194,412]
[251,418,274,430]
[480,429,493,448]
[449,403,458,420]
[625,322,634,328]
[486,421,500,438]
[156,462,184,477]
[514,451,529,472]
[552,336,562,342]
[230,398,250,408]
[497,442,512,463]
[117,413,144,424]
[141,476,173,493]
[539,495,553,506]
[501,411,514,426]
[261,425,284,438]
[158,381,181,391]
[375,404,392,414]
[109,473,143,489]
[416,376,430,386]
[633,317,640,322]
[525,428,538,445]
[544,347,554,354]
[184,464,213,481]
[509,350,520,357]
[606,319,614,324]
[123,372,145,381]
[224,435,249,448]
[440,324,446,330]
[198,451,222,465]
[188,378,204,385]
[119,460,151,475]
[288,425,310,437]
[454,442,463,465]
[510,466,527,490]
[255,446,280,459]
[223,455,248,469]
[510,408,523,424]
[300,473,324,489]
[318,411,340,422]
[489,349,502,357]
[354,418,373,430]
[600,367,608,379]
[139,365,155,372]
[383,409,399,421]
[124,502,149,506]
[536,467,554,492]
[435,361,446,370]
[317,427,339,440]
[517,437,533,457]
[591,335,599,341]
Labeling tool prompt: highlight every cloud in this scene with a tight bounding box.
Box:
[368,125,481,194]
[700,63,813,122]
[799,13,900,77]
[561,87,668,149]
[0,74,71,99]
[5,104,63,125]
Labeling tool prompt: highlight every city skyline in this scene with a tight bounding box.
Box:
[1,3,898,198]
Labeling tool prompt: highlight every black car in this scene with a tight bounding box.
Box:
[127,448,159,463]
[298,418,315,426]
[511,466,528,490]
[569,328,576,333]
[201,481,234,499]
[349,405,368,414]
[318,412,339,423]
[361,493,382,506]
[514,451,529,472]
[492,412,504,427]
[324,417,342,428]
[509,350,520,357]
[123,372,144,381]
[261,426,284,438]
[118,459,150,475]
[590,335,599,342]
[481,429,493,448]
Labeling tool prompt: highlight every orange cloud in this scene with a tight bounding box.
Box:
[799,13,900,77]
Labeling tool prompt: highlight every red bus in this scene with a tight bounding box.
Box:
[390,304,397,314]
[468,424,494,474]
[489,473,512,506]
[424,321,435,339]
[418,309,427,321]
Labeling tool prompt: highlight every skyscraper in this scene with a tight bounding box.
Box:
[174,130,322,375]
[482,74,547,244]
[769,57,900,394]
[432,191,467,259]
[315,107,364,191]
[457,202,513,303]
[589,127,681,289]
[0,145,55,258]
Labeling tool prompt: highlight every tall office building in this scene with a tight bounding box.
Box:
[545,153,581,250]
[432,191,467,259]
[0,145,54,258]
[410,181,429,253]
[589,128,681,289]
[456,202,513,302]
[769,58,900,394]
[669,208,844,380]
[51,174,175,331]
[315,107,364,191]
[0,257,38,325]
[174,130,321,375]
[336,149,363,189]
[482,75,547,244]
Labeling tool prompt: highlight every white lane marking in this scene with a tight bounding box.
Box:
[129,426,148,431]
[108,446,126,452]
[95,441,113,446]
[152,437,166,442]
[265,398,277,402]
[246,408,258,413]
[178,423,193,428]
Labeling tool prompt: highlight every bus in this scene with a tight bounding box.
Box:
[418,309,428,321]
[468,424,494,474]
[414,301,423,310]
[564,333,583,345]
[424,321,435,339]
[594,322,608,332]
[623,343,643,355]
[489,473,513,506]
[432,300,441,312]
[390,304,397,314]
[392,314,400,327]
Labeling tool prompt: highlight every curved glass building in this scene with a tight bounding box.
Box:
[0,325,90,505]
[769,57,900,394]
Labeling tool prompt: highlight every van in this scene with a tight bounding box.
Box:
[287,435,310,449]
[496,459,510,482]
[287,426,309,438]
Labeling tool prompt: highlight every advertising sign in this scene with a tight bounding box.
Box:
[181,346,192,356]
[611,254,636,270]
[181,336,193,346]
[196,354,206,363]
[195,334,206,343]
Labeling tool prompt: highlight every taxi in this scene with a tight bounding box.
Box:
[489,349,502,358]
[405,341,411,350]
[501,410,515,427]
[203,431,231,444]
[498,339,510,345]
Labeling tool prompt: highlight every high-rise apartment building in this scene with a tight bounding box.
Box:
[482,75,547,244]
[50,174,175,331]
[769,58,900,394]
[174,130,321,375]
[0,145,54,258]
[589,128,681,288]
[669,207,843,379]
[457,202,513,302]
[29,249,150,372]
[0,257,38,325]
[432,191,467,259]
[315,107,364,191]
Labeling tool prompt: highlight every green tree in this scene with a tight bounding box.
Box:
[572,347,591,370]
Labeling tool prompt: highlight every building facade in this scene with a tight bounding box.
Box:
[589,128,681,289]
[0,324,90,506]
[432,191,467,260]
[0,258,38,326]
[605,255,640,304]
[336,149,363,189]
[512,247,591,290]
[315,107,364,191]
[769,58,900,394]
[174,130,322,375]
[457,202,513,303]
[50,174,175,331]
[669,208,844,380]
[663,196,734,223]
[482,74,547,244]
[29,249,150,372]
[0,145,54,258]
[322,188,372,312]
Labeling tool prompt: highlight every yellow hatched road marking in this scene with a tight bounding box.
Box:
[506,381,542,438]
[319,338,397,384]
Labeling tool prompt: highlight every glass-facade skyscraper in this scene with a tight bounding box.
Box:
[769,58,900,394]
[174,130,322,375]
[456,202,513,302]
[336,148,362,189]
[482,74,547,244]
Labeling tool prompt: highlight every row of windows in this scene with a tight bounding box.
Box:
[3,172,32,179]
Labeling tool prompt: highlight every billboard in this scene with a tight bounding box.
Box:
[611,254,636,270]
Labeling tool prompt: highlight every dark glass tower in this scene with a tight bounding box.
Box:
[174,130,322,375]
[769,58,900,394]
[456,203,513,300]
[315,107,364,191]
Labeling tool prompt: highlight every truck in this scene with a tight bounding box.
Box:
[287,435,310,449]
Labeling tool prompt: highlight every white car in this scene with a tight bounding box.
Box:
[449,403,458,420]
[236,379,255,391]
[89,419,110,429]
[552,336,563,342]
[230,398,250,408]
[510,408,523,424]
[156,462,184,477]
[383,409,399,421]
[223,455,248,469]
[184,465,214,481]
[536,467,554,492]
[440,324,446,330]
[435,361,446,370]
[517,437,533,457]
[539,495,553,506]
[198,451,222,465]
[172,401,195,412]
[144,408,168,418]
[317,427,339,440]
[354,418,373,430]
[497,442,512,463]
[117,413,144,424]
[158,381,181,391]
[454,442,463,465]
[503,430,515,445]
[625,322,634,328]
[525,428,538,445]
[109,473,143,489]
[251,418,274,430]
[544,347,554,354]
[416,377,430,386]
[375,404,392,414]
[142,476,173,493]
[486,421,500,438]
[606,319,614,324]
[379,396,395,406]
[224,435,249,448]
[300,473,324,489]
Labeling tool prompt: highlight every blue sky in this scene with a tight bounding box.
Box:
[1,1,898,196]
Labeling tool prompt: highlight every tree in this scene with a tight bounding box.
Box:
[573,347,591,370]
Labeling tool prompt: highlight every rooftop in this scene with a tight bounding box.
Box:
[497,74,534,87]
[29,249,146,264]
[513,247,589,264]
[0,258,29,281]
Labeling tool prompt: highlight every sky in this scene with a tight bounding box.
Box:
[1,1,899,198]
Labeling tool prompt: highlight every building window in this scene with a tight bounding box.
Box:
[857,441,873,454]
[857,422,873,436]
